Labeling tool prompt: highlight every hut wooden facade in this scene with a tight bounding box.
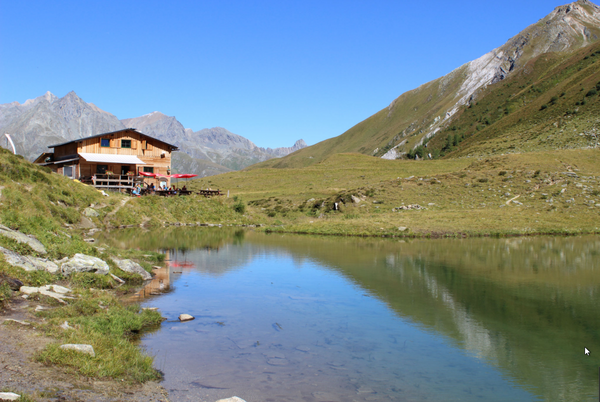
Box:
[35,129,178,190]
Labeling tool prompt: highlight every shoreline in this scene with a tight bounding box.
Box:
[0,284,170,401]
[108,219,600,239]
[2,223,598,401]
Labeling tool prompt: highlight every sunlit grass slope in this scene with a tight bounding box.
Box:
[430,43,600,158]
[0,147,105,258]
[253,40,600,169]
[191,149,600,236]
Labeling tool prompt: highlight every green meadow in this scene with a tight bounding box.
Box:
[187,149,600,237]
[1,140,600,393]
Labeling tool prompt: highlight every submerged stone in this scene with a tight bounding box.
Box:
[179,314,195,322]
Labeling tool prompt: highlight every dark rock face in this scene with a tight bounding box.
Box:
[1,276,23,291]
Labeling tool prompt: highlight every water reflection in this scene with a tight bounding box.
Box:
[101,228,600,401]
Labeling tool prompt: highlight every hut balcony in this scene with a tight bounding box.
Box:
[80,174,145,190]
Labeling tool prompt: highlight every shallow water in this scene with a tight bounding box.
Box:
[102,229,600,401]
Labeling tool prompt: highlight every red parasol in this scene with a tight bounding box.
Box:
[171,174,198,179]
[138,171,157,177]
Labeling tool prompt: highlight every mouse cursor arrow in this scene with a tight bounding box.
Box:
[585,347,590,356]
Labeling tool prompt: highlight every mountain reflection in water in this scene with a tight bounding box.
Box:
[99,228,600,402]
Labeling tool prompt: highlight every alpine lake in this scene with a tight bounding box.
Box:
[97,228,600,402]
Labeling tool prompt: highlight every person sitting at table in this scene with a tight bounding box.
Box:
[182,185,187,191]
[132,184,141,196]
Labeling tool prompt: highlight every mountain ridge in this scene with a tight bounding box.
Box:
[0,92,306,176]
[255,0,600,169]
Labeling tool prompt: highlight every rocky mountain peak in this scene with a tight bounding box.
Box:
[557,0,600,14]
[294,139,307,148]
[21,91,57,108]
[61,91,82,103]
[440,0,600,126]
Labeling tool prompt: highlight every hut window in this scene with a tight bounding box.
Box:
[96,165,108,174]
[63,166,73,178]
[101,138,110,147]
[121,139,132,149]
[143,167,154,173]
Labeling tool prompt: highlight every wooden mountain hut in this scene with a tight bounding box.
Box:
[34,128,179,191]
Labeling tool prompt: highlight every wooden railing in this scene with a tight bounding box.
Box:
[80,175,145,190]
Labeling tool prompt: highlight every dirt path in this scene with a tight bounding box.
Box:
[103,198,131,227]
[0,297,169,402]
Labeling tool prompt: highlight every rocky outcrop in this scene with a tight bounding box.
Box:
[441,0,600,137]
[20,284,73,304]
[60,254,110,276]
[0,225,47,254]
[0,247,58,273]
[111,258,152,280]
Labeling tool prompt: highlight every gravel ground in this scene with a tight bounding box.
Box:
[0,297,170,402]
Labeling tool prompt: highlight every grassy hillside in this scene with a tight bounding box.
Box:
[428,43,600,158]
[253,7,600,169]
[251,65,470,169]
[0,149,104,258]
[0,147,259,389]
[192,149,600,236]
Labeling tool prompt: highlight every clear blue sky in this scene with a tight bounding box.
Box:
[0,0,571,148]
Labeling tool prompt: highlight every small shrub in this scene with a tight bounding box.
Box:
[585,88,598,97]
[0,282,12,308]
[70,272,114,289]
[498,171,507,176]
[233,200,246,214]
[478,178,489,183]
